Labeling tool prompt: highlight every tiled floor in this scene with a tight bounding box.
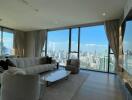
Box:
[71,70,125,100]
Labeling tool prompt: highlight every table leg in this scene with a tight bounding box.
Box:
[57,62,59,69]
[65,76,69,80]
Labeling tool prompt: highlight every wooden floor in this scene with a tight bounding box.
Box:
[71,70,125,100]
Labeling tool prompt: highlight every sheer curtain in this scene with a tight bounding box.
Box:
[105,20,120,72]
[35,30,47,57]
[13,30,25,57]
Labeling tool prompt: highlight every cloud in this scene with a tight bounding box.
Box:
[85,44,96,46]
[48,41,67,45]
[3,38,13,42]
[85,44,107,47]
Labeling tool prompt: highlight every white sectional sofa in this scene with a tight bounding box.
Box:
[8,57,57,74]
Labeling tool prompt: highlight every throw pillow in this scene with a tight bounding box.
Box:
[40,57,48,64]
[0,60,8,70]
[6,59,16,67]
[46,57,52,64]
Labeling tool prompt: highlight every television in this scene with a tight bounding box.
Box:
[123,9,132,75]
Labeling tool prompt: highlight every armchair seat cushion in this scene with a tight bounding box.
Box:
[66,65,77,69]
[23,64,55,74]
[70,60,79,66]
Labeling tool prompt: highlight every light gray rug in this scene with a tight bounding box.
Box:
[41,72,88,100]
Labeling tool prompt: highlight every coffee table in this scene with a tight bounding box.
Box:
[41,69,71,86]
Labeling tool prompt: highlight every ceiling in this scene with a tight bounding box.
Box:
[0,0,126,31]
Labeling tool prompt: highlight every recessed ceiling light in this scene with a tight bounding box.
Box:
[102,12,106,16]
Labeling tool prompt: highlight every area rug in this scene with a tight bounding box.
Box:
[41,72,88,100]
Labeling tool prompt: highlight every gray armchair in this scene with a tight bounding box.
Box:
[65,59,80,74]
[1,74,41,100]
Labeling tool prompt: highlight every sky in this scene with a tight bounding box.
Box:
[3,32,13,48]
[123,20,132,51]
[47,25,108,54]
[123,20,132,75]
[0,31,14,54]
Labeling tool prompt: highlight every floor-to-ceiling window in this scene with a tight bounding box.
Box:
[45,24,116,73]
[2,28,14,56]
[47,29,69,66]
[69,28,79,59]
[80,25,108,72]
[0,27,14,56]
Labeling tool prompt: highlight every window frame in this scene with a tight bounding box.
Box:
[45,23,115,74]
[46,29,69,66]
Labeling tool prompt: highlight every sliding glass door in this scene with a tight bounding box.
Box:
[47,29,69,66]
[80,25,108,72]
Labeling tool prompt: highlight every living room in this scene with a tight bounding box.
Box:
[0,0,132,100]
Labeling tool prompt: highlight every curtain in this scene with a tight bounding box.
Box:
[105,20,120,72]
[13,30,25,57]
[35,30,47,57]
[105,20,120,58]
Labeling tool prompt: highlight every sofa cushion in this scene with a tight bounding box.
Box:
[23,64,55,74]
[8,58,41,68]
[17,59,25,68]
[7,57,57,74]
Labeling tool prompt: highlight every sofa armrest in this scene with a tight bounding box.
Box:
[39,80,46,99]
[1,74,41,100]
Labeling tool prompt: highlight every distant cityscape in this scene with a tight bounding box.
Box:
[0,46,14,56]
[43,25,116,72]
[124,50,132,74]
[47,49,115,72]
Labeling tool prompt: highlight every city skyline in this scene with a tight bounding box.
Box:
[46,25,115,72]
